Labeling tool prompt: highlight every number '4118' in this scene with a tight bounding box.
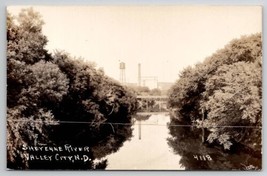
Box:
[193,155,212,161]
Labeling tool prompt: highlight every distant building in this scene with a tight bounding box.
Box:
[125,82,138,87]
[157,82,174,92]
[126,82,173,91]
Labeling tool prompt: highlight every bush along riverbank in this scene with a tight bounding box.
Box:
[168,33,262,154]
[7,8,138,169]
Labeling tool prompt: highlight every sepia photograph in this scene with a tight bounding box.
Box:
[6,5,262,170]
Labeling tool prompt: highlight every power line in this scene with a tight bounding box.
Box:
[7,119,262,129]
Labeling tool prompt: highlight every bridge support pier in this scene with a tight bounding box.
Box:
[138,120,141,140]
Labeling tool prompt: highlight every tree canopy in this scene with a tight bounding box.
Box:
[168,33,262,151]
[7,8,137,169]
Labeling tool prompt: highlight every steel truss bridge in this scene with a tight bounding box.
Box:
[136,95,168,113]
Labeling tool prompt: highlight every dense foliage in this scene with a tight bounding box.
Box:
[168,34,262,151]
[128,85,162,96]
[167,118,261,170]
[7,8,137,169]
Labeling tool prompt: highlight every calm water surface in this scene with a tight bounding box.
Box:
[106,113,184,170]
[103,113,261,170]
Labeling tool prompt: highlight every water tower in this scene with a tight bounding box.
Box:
[119,62,126,84]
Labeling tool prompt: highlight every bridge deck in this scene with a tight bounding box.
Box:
[136,112,169,115]
[137,95,168,99]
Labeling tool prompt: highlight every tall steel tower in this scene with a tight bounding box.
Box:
[119,62,126,84]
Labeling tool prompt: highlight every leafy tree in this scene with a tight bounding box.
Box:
[7,8,137,170]
[167,118,261,170]
[127,85,150,96]
[202,61,261,150]
[7,9,62,169]
[168,34,262,150]
[51,51,137,147]
[150,88,161,96]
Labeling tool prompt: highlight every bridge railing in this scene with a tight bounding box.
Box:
[136,95,168,112]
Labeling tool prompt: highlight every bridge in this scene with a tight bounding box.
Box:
[135,95,169,139]
[136,95,168,100]
[136,95,168,113]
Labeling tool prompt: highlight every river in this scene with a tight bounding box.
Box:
[102,113,261,170]
[105,113,184,170]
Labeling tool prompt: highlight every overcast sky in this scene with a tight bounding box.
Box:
[8,6,262,84]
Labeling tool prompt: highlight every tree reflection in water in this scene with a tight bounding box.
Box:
[27,115,134,170]
[167,117,261,170]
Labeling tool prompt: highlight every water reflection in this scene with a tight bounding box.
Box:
[167,117,262,170]
[105,113,184,170]
[27,116,133,170]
